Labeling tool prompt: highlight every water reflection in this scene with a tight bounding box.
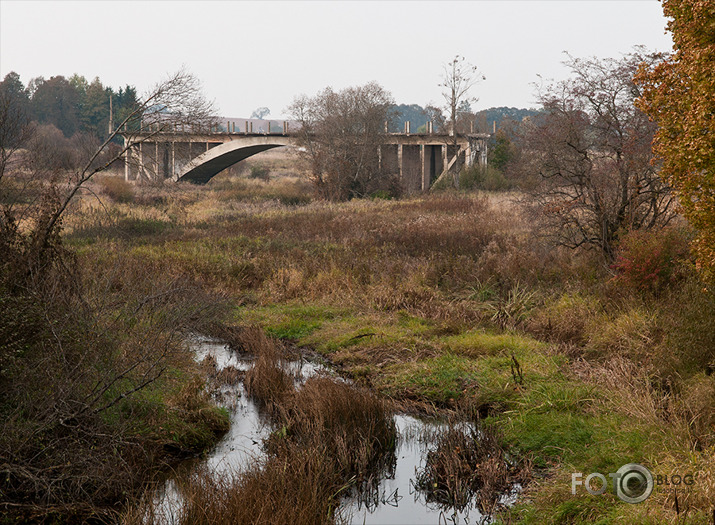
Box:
[339,416,487,525]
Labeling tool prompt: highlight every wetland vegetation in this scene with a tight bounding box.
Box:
[12,146,709,523]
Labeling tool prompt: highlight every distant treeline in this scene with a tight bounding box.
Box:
[1,71,540,140]
[0,72,139,139]
[390,103,541,134]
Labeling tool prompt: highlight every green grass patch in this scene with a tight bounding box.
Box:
[441,329,545,358]
[241,303,343,341]
[380,353,479,405]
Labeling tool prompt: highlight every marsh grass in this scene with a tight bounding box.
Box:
[243,328,295,414]
[97,174,135,203]
[60,156,715,523]
[415,420,530,513]
[274,376,397,484]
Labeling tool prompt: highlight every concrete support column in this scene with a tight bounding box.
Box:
[401,145,422,194]
[397,144,403,181]
[420,145,426,191]
[171,142,175,179]
[139,142,144,182]
[422,145,436,191]
[155,142,159,180]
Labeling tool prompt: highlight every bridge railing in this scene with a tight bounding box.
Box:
[131,119,297,136]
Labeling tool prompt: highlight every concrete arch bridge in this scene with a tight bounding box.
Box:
[121,126,488,192]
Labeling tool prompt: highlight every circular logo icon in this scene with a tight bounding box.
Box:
[615,463,654,503]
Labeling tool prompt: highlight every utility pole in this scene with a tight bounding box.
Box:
[108,93,114,137]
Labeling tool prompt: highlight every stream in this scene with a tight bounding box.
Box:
[150,336,517,524]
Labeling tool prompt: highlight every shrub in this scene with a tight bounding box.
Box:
[611,226,692,295]
[458,165,513,192]
[99,175,135,203]
[248,164,270,181]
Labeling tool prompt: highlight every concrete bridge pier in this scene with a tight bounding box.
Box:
[400,145,421,193]
[379,143,458,193]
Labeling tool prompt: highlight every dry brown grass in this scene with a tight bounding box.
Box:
[168,450,340,525]
[243,329,294,413]
[571,356,675,428]
[97,174,135,203]
[415,420,530,514]
[273,376,397,485]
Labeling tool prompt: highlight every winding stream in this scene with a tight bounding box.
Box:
[151,336,516,524]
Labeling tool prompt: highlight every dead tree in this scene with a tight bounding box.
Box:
[440,55,484,187]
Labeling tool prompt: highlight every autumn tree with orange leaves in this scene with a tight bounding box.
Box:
[635,0,715,280]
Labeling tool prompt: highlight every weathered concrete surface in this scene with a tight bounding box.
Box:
[121,131,488,190]
[177,136,294,183]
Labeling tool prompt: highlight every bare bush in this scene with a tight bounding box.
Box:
[0,70,223,521]
[288,82,397,200]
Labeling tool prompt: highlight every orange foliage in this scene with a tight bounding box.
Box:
[635,0,715,280]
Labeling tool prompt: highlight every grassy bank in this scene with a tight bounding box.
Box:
[59,168,715,523]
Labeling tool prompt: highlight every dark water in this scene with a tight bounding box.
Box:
[150,336,517,524]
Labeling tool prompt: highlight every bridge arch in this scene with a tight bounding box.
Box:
[177,135,296,184]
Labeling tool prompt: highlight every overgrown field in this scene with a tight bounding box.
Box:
[54,160,715,523]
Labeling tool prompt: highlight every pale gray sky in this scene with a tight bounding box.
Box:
[0,1,672,119]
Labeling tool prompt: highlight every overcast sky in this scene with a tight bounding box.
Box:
[1,1,672,119]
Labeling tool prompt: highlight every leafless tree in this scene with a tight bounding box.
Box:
[440,55,484,186]
[512,51,675,259]
[288,82,396,200]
